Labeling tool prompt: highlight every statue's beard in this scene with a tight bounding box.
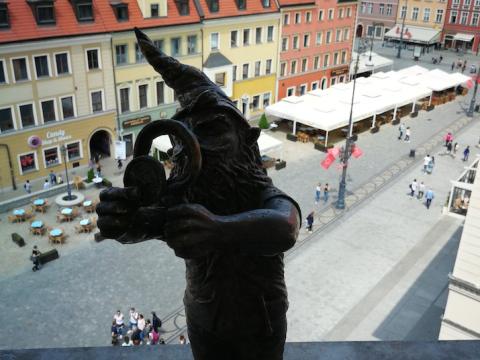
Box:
[173,144,272,215]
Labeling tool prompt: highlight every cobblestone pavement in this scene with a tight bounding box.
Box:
[1,72,479,348]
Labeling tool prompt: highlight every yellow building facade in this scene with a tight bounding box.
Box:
[200,12,281,120]
[395,0,446,30]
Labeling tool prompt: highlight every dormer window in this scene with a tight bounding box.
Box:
[110,1,128,21]
[261,0,271,8]
[0,2,9,28]
[27,0,56,25]
[175,0,189,15]
[207,0,219,12]
[236,0,246,10]
[71,0,94,22]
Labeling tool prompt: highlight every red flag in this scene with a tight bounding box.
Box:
[351,145,363,158]
[467,79,474,89]
[321,154,336,169]
[327,147,340,158]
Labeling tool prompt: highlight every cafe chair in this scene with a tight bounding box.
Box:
[73,176,85,190]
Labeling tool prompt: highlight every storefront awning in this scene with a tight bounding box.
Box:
[453,33,474,42]
[384,25,441,45]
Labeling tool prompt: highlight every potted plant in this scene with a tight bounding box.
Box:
[258,113,270,130]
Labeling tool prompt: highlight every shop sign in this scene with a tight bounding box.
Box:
[42,130,72,146]
[331,67,349,76]
[122,116,151,129]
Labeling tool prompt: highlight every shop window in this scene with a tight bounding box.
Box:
[265,59,272,75]
[120,88,130,113]
[41,100,56,123]
[116,45,128,65]
[0,107,14,132]
[61,96,75,119]
[187,35,197,54]
[91,90,103,112]
[34,55,50,78]
[263,93,270,108]
[12,58,29,82]
[66,142,81,161]
[55,53,70,75]
[139,84,148,109]
[299,85,306,95]
[86,49,100,70]
[156,81,165,105]
[287,87,294,97]
[20,153,37,174]
[0,3,10,28]
[19,104,35,128]
[215,72,226,87]
[175,0,189,15]
[255,61,261,77]
[44,147,60,167]
[312,82,319,90]
[171,38,181,56]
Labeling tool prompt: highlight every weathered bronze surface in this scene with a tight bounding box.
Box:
[96,28,301,360]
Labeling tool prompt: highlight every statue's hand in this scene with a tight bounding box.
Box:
[165,204,222,258]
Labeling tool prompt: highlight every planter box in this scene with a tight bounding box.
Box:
[410,111,418,118]
[11,233,25,247]
[426,105,434,111]
[391,118,400,125]
[286,134,298,142]
[275,160,287,170]
[370,126,380,134]
[38,249,59,265]
[314,143,327,152]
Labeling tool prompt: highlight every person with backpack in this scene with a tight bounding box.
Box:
[306,211,314,233]
[152,311,162,332]
[31,245,41,271]
[463,146,470,162]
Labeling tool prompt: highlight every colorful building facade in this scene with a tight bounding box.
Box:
[357,0,399,39]
[277,0,357,100]
[442,0,480,54]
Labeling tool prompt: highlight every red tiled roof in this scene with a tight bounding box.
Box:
[196,0,278,20]
[277,0,316,6]
[0,0,200,45]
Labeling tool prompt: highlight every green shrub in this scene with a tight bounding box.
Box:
[102,178,113,188]
[86,168,95,183]
[258,113,269,129]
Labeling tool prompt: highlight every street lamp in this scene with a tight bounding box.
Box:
[468,65,479,117]
[397,0,407,59]
[367,22,381,65]
[336,52,361,210]
[60,144,73,200]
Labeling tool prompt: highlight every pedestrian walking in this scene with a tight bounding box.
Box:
[43,179,51,190]
[463,146,470,162]
[24,180,31,194]
[444,132,453,146]
[96,162,102,177]
[323,183,330,203]
[446,141,453,155]
[439,56,443,63]
[462,64,466,73]
[404,127,411,142]
[425,188,434,209]
[151,311,162,333]
[31,245,41,271]
[117,159,123,170]
[315,183,321,204]
[306,212,314,233]
[409,179,418,197]
[453,142,459,157]
[398,123,405,140]
[423,155,431,172]
[427,156,435,174]
[451,62,455,71]
[49,170,57,185]
[418,182,425,199]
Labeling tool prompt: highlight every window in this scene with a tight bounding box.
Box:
[187,35,197,54]
[379,4,384,15]
[232,65,237,81]
[333,52,339,65]
[306,11,312,23]
[436,9,443,23]
[0,107,14,132]
[367,26,374,37]
[175,0,189,15]
[295,13,301,24]
[267,26,274,42]
[290,60,297,74]
[326,31,332,44]
[151,4,159,17]
[299,85,306,96]
[61,96,75,119]
[283,14,289,25]
[281,37,288,51]
[280,62,286,77]
[91,90,103,112]
[316,32,322,45]
[66,142,81,161]
[331,77,336,86]
[312,82,318,90]
[328,9,334,20]
[347,7,351,17]
[339,75,345,83]
[19,153,37,173]
[401,6,407,19]
[34,55,50,78]
[55,53,70,75]
[339,8,344,18]
[252,95,260,110]
[386,4,392,16]
[423,8,430,22]
[243,29,250,45]
[255,61,261,77]
[450,10,457,23]
[208,0,219,12]
[231,31,239,47]
[341,51,346,64]
[465,0,471,5]
[344,28,350,41]
[0,60,6,83]
[361,2,366,14]
[120,88,130,113]
[135,44,145,63]
[86,49,100,70]
[0,3,9,28]
[265,59,272,75]
[154,39,164,52]
[263,93,270,108]
[215,72,226,87]
[287,87,294,97]
[262,0,270,8]
[156,81,165,104]
[256,27,262,44]
[301,58,307,72]
[336,29,342,42]
[41,100,56,123]
[35,2,55,25]
[293,35,299,49]
[461,11,468,24]
[139,84,148,109]
[314,56,320,70]
[19,104,35,128]
[242,64,249,79]
[367,3,373,14]
[171,38,181,56]
[44,147,60,167]
[113,4,129,21]
[211,33,219,50]
[303,34,310,47]
[412,7,419,20]
[318,10,324,21]
[472,12,479,26]
[115,45,128,65]
[323,54,329,68]
[12,58,29,81]
[75,1,94,22]
[236,0,246,10]
[476,0,480,6]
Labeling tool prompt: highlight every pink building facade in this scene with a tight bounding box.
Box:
[443,0,480,54]
[277,0,357,100]
[357,0,399,39]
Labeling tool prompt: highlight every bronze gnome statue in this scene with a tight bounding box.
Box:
[97,28,301,360]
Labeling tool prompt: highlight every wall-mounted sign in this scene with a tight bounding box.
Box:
[27,135,42,148]
[122,115,151,129]
[331,67,349,77]
[42,130,72,146]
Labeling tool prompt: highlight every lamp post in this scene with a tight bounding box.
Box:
[468,66,479,117]
[397,0,407,59]
[60,144,72,200]
[336,52,361,210]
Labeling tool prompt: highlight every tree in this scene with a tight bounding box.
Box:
[258,113,269,129]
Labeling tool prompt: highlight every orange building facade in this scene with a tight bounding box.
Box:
[277,0,357,100]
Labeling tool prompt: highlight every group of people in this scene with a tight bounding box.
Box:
[422,154,435,174]
[444,132,471,161]
[315,183,330,204]
[409,179,435,209]
[398,123,411,142]
[451,59,468,73]
[112,308,165,346]
[23,170,63,194]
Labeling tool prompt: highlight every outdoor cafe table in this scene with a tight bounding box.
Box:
[33,199,45,206]
[61,208,73,215]
[31,220,43,228]
[13,208,26,221]
[83,200,92,207]
[80,219,90,226]
[93,177,103,188]
[49,228,63,243]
